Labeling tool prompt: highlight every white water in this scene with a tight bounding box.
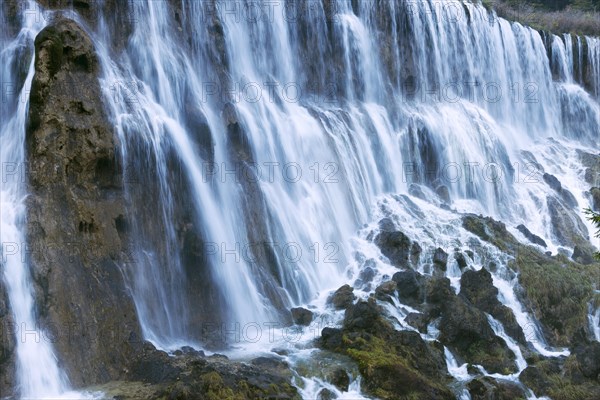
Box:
[1,0,599,398]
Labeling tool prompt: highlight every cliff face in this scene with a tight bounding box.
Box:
[24,17,142,387]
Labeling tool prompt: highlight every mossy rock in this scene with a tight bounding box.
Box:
[512,247,600,346]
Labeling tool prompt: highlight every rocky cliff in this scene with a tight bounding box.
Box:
[24,16,142,388]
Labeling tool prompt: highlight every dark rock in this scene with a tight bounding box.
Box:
[460,268,526,344]
[577,150,600,186]
[317,388,336,400]
[320,328,343,351]
[392,269,425,305]
[343,298,388,333]
[374,218,421,267]
[436,185,451,204]
[290,307,314,326]
[543,172,562,192]
[516,224,548,247]
[572,245,596,265]
[330,368,350,392]
[125,342,299,399]
[357,264,376,285]
[439,295,517,374]
[433,247,448,270]
[25,17,142,387]
[328,284,355,310]
[520,366,551,395]
[408,183,427,200]
[250,356,289,373]
[455,252,469,269]
[405,312,429,333]
[572,329,600,379]
[547,196,590,248]
[375,281,397,301]
[468,377,526,400]
[462,214,520,253]
[424,277,454,310]
[0,282,16,396]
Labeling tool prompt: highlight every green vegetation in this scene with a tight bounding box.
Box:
[514,248,600,345]
[482,0,600,36]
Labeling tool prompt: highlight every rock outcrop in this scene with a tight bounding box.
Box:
[25,17,142,387]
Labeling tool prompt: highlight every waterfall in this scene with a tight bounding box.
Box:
[1,0,599,397]
[0,2,69,397]
[91,0,599,350]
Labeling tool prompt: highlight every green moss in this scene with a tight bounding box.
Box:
[201,372,239,400]
[342,334,451,400]
[514,248,600,346]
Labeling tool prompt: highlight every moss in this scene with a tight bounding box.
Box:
[514,248,600,346]
[200,372,239,400]
[342,334,452,400]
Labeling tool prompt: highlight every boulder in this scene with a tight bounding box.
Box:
[467,377,526,400]
[374,281,397,302]
[123,341,300,399]
[436,185,451,204]
[290,307,314,326]
[577,150,600,186]
[516,224,548,247]
[438,296,517,374]
[374,218,421,267]
[328,284,355,310]
[392,269,426,305]
[460,269,526,344]
[433,247,448,270]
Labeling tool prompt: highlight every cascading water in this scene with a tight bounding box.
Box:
[0,3,70,397]
[1,0,599,398]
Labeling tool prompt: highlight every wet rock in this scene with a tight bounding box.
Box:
[0,282,16,397]
[290,307,314,326]
[438,294,517,374]
[317,388,336,400]
[462,214,520,253]
[374,280,397,301]
[374,218,421,267]
[424,277,454,312]
[543,172,562,191]
[433,247,448,270]
[405,312,429,333]
[460,268,526,344]
[577,150,600,186]
[328,284,355,310]
[343,298,388,333]
[330,368,350,392]
[514,247,599,346]
[467,377,526,400]
[572,329,600,379]
[126,342,299,399]
[25,17,142,387]
[320,328,343,351]
[408,183,427,200]
[357,264,376,285]
[322,296,453,400]
[547,196,592,250]
[455,252,469,269]
[436,185,451,204]
[520,366,552,395]
[392,269,425,305]
[516,224,548,247]
[543,173,578,207]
